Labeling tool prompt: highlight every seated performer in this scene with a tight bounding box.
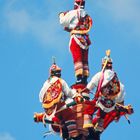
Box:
[82,50,133,139]
[34,62,82,140]
[59,0,92,84]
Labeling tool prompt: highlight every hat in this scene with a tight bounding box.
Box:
[49,64,61,76]
[49,57,61,77]
[102,50,113,68]
[74,0,85,9]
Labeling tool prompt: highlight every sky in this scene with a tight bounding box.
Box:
[0,0,140,140]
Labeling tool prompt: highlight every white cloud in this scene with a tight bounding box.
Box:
[98,0,140,22]
[0,133,15,140]
[6,9,30,33]
[3,0,66,48]
[94,0,140,38]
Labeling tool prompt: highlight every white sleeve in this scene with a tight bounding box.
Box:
[39,80,48,103]
[59,10,75,26]
[59,9,87,29]
[115,82,125,103]
[61,79,76,98]
[79,9,87,17]
[87,72,101,91]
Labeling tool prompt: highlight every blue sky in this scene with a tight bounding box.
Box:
[0,0,140,140]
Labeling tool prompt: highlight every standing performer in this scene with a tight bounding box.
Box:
[82,50,133,139]
[59,0,92,84]
[35,61,82,139]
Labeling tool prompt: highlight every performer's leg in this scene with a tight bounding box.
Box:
[83,100,97,128]
[55,113,69,139]
[70,38,83,83]
[61,120,69,139]
[61,108,79,138]
[76,74,83,84]
[103,110,118,130]
[93,109,106,132]
[93,110,120,132]
[82,49,89,84]
[103,108,130,130]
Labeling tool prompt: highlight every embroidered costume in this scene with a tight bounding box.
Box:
[38,63,80,138]
[83,51,126,133]
[59,0,92,84]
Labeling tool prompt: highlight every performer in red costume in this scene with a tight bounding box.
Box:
[59,0,92,84]
[82,50,133,140]
[92,103,133,131]
[34,62,84,140]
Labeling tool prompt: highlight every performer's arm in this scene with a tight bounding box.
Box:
[59,9,86,29]
[59,10,77,28]
[115,82,125,103]
[86,72,101,91]
[61,79,76,98]
[39,80,48,103]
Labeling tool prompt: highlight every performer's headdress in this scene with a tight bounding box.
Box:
[74,0,85,9]
[49,57,61,77]
[102,50,113,69]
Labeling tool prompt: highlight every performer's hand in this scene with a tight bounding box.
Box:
[34,113,37,122]
[74,94,84,104]
[33,112,44,123]
[59,12,65,18]
[58,11,68,18]
[125,105,134,115]
[115,104,134,115]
